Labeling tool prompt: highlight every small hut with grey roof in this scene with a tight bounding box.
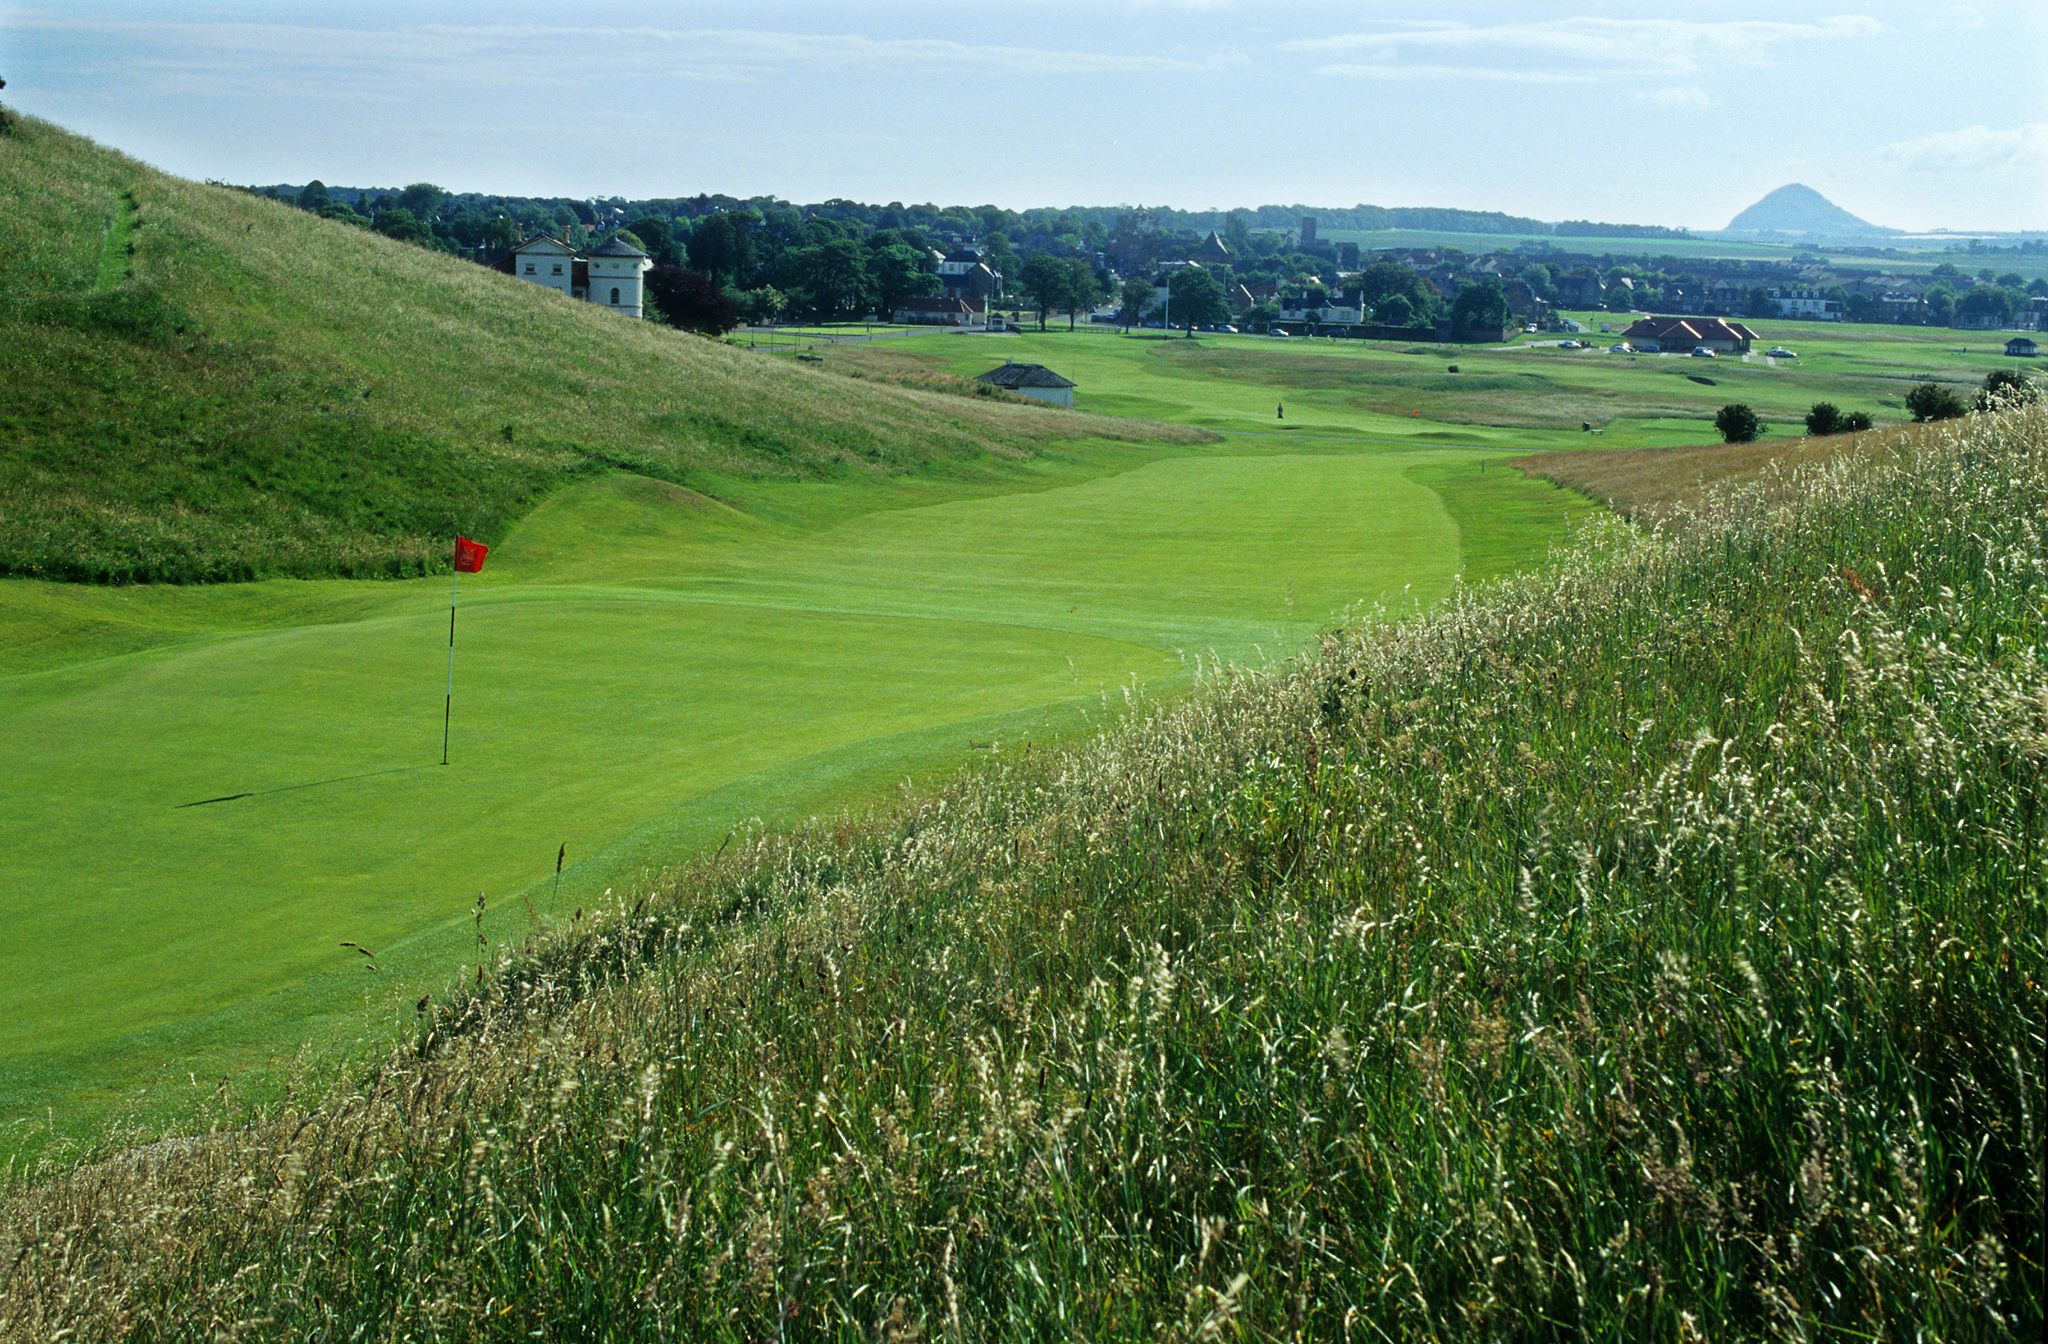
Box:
[975,361,1077,408]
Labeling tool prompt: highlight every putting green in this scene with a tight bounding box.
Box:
[0,435,1588,1148]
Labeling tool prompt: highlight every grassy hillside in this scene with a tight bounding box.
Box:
[0,116,1193,582]
[7,406,2038,1340]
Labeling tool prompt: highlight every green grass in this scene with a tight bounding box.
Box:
[0,116,1190,583]
[0,111,2025,1174]
[0,428,1589,1151]
[827,316,2002,450]
[6,404,2037,1342]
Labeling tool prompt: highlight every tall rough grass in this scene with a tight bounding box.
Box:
[2,407,2042,1340]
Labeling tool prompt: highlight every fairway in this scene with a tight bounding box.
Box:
[0,430,1587,1147]
[824,317,2003,450]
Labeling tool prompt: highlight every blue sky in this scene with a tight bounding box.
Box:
[3,1,2041,230]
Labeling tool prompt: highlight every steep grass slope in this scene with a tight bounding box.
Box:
[6,407,2039,1340]
[0,115,1193,582]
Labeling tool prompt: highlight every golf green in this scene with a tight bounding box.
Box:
[0,434,1587,1149]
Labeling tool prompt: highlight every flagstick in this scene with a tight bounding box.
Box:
[441,566,459,766]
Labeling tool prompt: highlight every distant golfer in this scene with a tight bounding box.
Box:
[1276,402,1284,420]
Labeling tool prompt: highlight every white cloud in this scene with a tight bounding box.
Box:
[1280,15,1885,77]
[1642,85,1714,109]
[1317,63,1595,85]
[7,14,1239,87]
[1876,123,2048,173]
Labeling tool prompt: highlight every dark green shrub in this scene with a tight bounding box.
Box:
[1906,382,1968,422]
[1805,402,1842,436]
[1843,410,1874,432]
[1715,402,1761,443]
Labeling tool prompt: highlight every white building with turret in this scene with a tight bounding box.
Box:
[504,234,652,318]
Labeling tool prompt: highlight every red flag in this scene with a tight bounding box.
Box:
[453,536,489,573]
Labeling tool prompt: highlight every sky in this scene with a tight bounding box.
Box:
[2,1,2042,232]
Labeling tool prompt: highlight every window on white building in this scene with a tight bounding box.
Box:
[552,264,563,275]
[523,264,535,274]
[611,288,621,305]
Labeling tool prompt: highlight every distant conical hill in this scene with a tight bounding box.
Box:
[1721,184,1896,239]
[0,115,1191,584]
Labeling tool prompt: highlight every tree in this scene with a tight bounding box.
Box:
[735,286,785,325]
[1956,285,2016,326]
[1375,293,1417,328]
[1244,299,1281,333]
[1923,284,1956,327]
[1805,402,1842,437]
[318,202,371,229]
[1450,277,1511,339]
[1360,260,1433,317]
[1715,403,1762,443]
[690,211,753,286]
[371,207,433,246]
[299,179,331,212]
[777,238,870,321]
[644,267,740,336]
[1120,275,1156,330]
[868,242,939,317]
[396,182,446,221]
[1058,258,1104,330]
[1167,266,1230,336]
[1017,254,1069,330]
[627,215,680,267]
[1905,382,1967,422]
[1843,411,1874,432]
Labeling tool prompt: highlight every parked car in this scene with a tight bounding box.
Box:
[1558,339,1579,349]
[1766,346,1797,359]
[1691,346,1717,358]
[1522,324,1538,333]
[1609,343,1632,354]
[1268,328,1290,338]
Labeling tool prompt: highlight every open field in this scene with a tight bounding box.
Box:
[821,314,2005,449]
[6,404,2038,1341]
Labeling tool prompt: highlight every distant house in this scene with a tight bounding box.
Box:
[2008,337,2039,357]
[502,233,652,318]
[1768,288,1844,321]
[1277,286,1365,326]
[893,295,986,327]
[975,361,1076,407]
[1621,315,1760,354]
[1555,271,1606,309]
[1192,230,1235,267]
[939,247,1003,302]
